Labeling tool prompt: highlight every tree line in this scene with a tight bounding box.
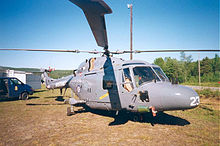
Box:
[154,53,220,83]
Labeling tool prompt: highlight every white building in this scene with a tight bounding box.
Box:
[0,69,41,90]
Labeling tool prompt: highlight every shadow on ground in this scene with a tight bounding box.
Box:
[75,109,190,126]
[28,96,40,100]
[44,96,70,102]
[26,96,68,106]
[25,102,190,126]
[26,103,65,106]
[34,90,47,93]
[0,98,18,102]
[0,96,39,102]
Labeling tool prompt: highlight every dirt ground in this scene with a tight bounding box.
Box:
[0,88,219,146]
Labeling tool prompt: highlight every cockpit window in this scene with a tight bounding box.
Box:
[122,68,133,92]
[88,58,96,71]
[133,67,159,87]
[123,68,132,81]
[153,67,169,82]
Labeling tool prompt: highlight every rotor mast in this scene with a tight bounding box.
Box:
[103,46,110,57]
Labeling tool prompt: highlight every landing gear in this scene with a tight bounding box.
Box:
[133,115,140,122]
[133,113,144,122]
[67,106,75,116]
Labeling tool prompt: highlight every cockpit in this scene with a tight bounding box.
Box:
[133,66,160,87]
[152,67,169,82]
[122,65,169,91]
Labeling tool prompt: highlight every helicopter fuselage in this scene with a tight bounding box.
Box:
[69,56,199,113]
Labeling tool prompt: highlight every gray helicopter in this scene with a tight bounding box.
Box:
[0,0,219,119]
[65,0,209,117]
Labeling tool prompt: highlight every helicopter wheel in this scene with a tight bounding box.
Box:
[133,115,139,122]
[132,114,140,122]
[132,113,144,122]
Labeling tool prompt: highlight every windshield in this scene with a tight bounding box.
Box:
[10,78,22,85]
[133,67,159,87]
[153,67,169,82]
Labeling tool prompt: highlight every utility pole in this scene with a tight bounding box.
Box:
[198,53,201,86]
[128,4,133,60]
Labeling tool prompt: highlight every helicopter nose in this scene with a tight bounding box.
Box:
[175,86,199,109]
[144,83,200,111]
[161,84,200,111]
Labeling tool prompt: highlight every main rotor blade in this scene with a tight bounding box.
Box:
[0,48,78,53]
[133,49,219,53]
[0,48,104,54]
[69,0,112,48]
[108,49,219,54]
[0,48,219,54]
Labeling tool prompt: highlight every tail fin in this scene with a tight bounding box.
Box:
[41,70,54,88]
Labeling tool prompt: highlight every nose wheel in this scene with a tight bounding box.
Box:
[132,107,157,123]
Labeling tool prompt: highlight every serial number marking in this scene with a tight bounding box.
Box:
[190,96,200,106]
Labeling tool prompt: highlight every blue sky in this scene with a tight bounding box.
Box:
[0,0,219,70]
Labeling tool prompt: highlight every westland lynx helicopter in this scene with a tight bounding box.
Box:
[1,0,219,120]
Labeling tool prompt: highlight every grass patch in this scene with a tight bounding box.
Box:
[196,89,220,100]
[181,82,220,87]
[0,85,219,145]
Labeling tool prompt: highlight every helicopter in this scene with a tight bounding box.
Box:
[0,0,219,120]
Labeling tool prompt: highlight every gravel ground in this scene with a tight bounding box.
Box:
[0,89,219,146]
